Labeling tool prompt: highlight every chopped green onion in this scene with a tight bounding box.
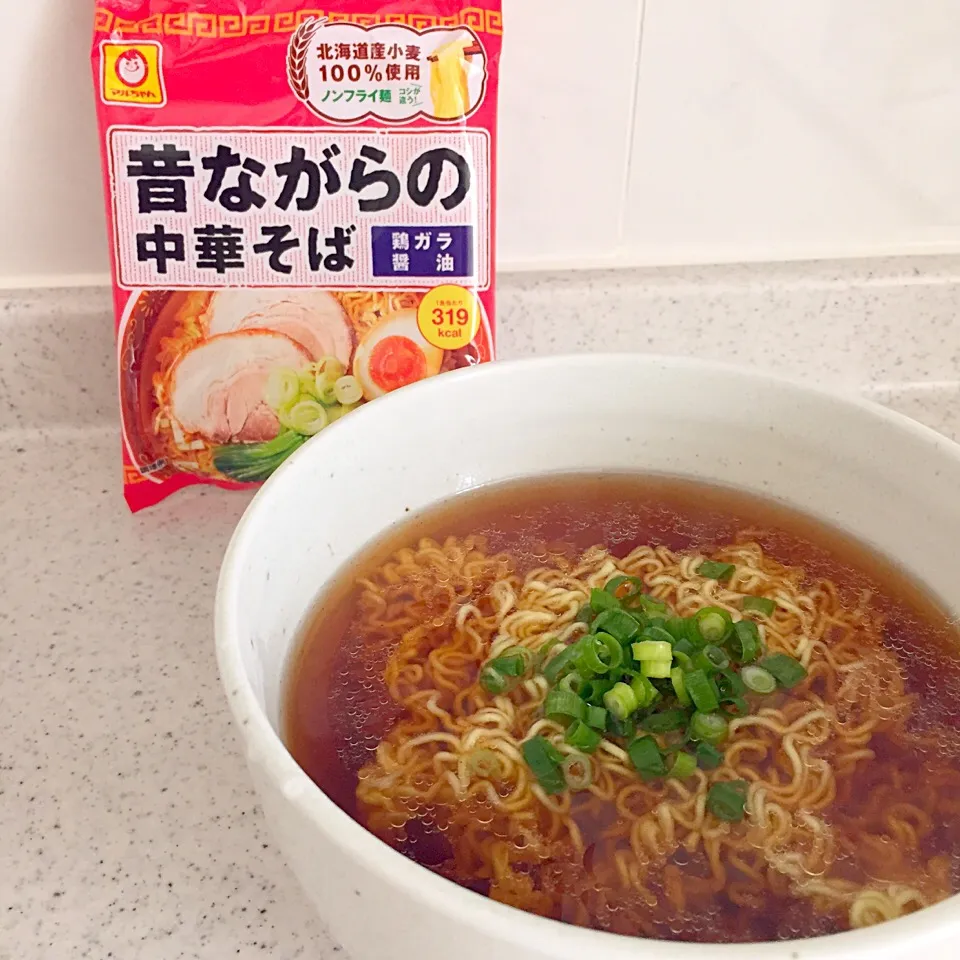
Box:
[671,667,691,707]
[630,674,661,709]
[535,636,564,669]
[561,752,593,791]
[558,671,585,696]
[697,561,736,582]
[742,595,777,617]
[264,367,302,411]
[707,780,748,822]
[585,705,608,730]
[640,625,677,647]
[628,736,667,780]
[591,609,640,644]
[695,741,724,770]
[689,710,729,745]
[729,619,761,663]
[604,575,644,598]
[640,709,689,733]
[591,633,625,674]
[715,668,746,700]
[641,659,672,679]
[281,398,329,436]
[589,588,619,613]
[635,594,669,614]
[741,664,777,695]
[465,748,503,779]
[603,682,639,721]
[664,617,698,646]
[565,720,602,753]
[544,688,587,724]
[684,669,720,713]
[580,678,614,704]
[721,696,749,717]
[693,644,730,673]
[488,653,525,677]
[574,605,597,626]
[667,751,697,779]
[672,636,696,658]
[760,653,808,688]
[479,665,510,694]
[608,715,637,740]
[522,736,566,795]
[631,640,672,662]
[694,607,734,644]
[542,641,584,684]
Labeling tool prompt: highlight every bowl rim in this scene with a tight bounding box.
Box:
[215,352,960,959]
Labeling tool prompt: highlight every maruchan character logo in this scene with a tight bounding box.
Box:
[115,49,149,88]
[100,41,166,107]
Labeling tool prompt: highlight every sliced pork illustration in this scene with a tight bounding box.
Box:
[204,290,354,366]
[167,330,310,444]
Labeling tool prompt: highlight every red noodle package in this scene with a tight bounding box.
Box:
[91,1,502,511]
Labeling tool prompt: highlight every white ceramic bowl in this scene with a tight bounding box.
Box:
[216,355,960,960]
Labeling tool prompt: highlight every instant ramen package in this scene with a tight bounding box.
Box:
[91,1,502,510]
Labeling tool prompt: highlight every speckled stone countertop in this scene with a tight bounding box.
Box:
[2,259,958,960]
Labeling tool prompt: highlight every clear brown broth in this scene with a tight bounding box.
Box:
[284,473,960,940]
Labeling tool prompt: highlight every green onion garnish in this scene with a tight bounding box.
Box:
[740,664,777,694]
[558,671,586,696]
[603,681,639,721]
[591,608,640,644]
[664,617,697,645]
[670,666,691,707]
[667,751,697,779]
[561,752,593,791]
[707,780,748,822]
[693,643,730,673]
[715,668,745,700]
[640,709,689,733]
[631,639,672,663]
[742,596,776,617]
[574,605,597,626]
[729,619,761,663]
[721,695,749,717]
[585,705,608,730]
[640,624,677,646]
[479,665,510,694]
[697,561,736,582]
[694,607,734,644]
[683,669,720,713]
[542,641,583,684]
[759,653,808,688]
[608,714,637,740]
[641,659,672,678]
[627,736,667,781]
[544,688,587,724]
[604,574,644,599]
[488,653,526,677]
[689,710,729,745]
[565,720,602,753]
[521,736,566,795]
[589,588,619,613]
[596,632,625,673]
[630,674,661,709]
[580,678,614,704]
[695,741,724,770]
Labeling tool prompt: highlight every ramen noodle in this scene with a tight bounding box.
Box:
[91,1,503,511]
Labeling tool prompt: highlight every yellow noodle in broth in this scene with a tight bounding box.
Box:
[285,475,960,943]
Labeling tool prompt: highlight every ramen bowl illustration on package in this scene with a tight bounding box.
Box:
[92,1,503,511]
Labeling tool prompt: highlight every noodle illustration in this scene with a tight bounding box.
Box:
[430,38,473,119]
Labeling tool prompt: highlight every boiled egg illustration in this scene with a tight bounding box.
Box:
[352,310,443,400]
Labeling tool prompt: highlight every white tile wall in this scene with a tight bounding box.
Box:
[625,0,960,265]
[1,1,959,285]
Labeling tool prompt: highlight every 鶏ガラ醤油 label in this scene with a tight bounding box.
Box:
[92,1,502,511]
